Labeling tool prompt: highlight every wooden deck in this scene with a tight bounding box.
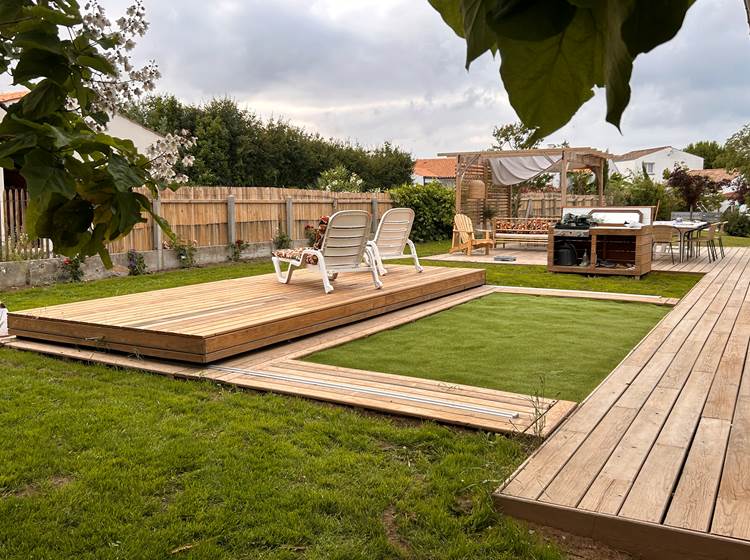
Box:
[495,247,750,559]
[429,245,743,274]
[4,286,576,437]
[8,265,484,363]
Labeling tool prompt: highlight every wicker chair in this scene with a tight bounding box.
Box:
[652,224,679,264]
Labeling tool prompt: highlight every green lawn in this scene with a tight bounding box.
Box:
[723,235,750,247]
[0,349,562,560]
[306,293,668,402]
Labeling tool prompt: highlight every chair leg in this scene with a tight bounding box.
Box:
[365,246,383,290]
[719,237,725,258]
[669,242,674,264]
[405,239,424,273]
[315,255,334,294]
[272,256,296,284]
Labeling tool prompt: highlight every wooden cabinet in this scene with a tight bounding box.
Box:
[547,226,653,278]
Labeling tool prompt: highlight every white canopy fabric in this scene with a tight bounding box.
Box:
[488,154,562,186]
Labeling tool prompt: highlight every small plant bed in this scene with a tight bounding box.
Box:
[0,349,565,560]
[306,293,669,402]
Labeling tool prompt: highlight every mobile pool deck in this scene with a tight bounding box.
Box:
[8,265,484,363]
[5,285,576,437]
[495,247,750,559]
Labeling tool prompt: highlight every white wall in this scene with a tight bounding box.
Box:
[614,148,704,182]
[106,114,164,153]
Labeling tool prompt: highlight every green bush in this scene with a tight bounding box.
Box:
[724,207,750,237]
[607,172,681,219]
[389,182,455,242]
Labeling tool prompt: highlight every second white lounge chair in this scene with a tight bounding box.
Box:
[272,210,382,294]
[366,207,423,275]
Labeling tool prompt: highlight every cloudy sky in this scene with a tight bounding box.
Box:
[70,1,750,156]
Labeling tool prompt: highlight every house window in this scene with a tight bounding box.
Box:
[644,162,655,175]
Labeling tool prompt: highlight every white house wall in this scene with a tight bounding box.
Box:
[616,148,704,182]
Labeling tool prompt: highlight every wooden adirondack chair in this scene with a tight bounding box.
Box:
[450,214,494,256]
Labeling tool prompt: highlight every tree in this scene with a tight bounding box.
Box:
[491,121,540,150]
[666,165,720,216]
[429,1,695,140]
[724,123,750,181]
[0,1,192,264]
[684,140,727,169]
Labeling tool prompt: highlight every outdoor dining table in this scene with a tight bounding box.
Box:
[653,220,709,262]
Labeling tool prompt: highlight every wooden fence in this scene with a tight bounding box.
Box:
[1,184,53,261]
[108,186,394,253]
[518,192,602,218]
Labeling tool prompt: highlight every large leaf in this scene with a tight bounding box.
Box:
[20,79,66,119]
[428,0,696,136]
[20,148,77,199]
[108,153,147,192]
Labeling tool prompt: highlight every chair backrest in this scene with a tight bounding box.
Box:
[320,210,372,269]
[652,224,677,243]
[372,208,415,258]
[704,224,716,240]
[453,214,475,244]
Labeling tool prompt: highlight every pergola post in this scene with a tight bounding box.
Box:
[455,155,463,214]
[595,163,605,206]
[559,150,569,208]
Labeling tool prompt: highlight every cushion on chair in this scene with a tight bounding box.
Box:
[272,215,330,265]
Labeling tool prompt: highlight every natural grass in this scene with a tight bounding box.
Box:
[722,235,750,247]
[306,293,668,402]
[0,348,563,560]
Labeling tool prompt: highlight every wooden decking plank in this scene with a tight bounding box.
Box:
[665,417,732,532]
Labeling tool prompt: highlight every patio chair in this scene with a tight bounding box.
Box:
[694,223,718,262]
[652,224,679,264]
[450,214,494,256]
[272,210,382,294]
[366,208,423,275]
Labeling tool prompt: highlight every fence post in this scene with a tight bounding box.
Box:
[285,196,294,240]
[227,194,236,244]
[371,196,378,233]
[332,197,338,213]
[152,197,163,271]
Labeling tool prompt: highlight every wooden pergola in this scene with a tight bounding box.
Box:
[438,147,612,221]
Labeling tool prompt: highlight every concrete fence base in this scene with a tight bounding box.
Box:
[0,239,304,292]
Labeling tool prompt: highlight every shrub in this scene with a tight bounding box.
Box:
[60,255,84,282]
[273,231,292,249]
[167,237,197,268]
[389,182,455,242]
[317,165,364,192]
[723,207,750,237]
[227,239,250,262]
[303,224,318,246]
[126,250,148,275]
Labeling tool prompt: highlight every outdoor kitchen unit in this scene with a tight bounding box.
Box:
[547,207,654,278]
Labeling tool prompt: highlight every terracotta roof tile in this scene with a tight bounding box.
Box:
[413,157,456,178]
[612,146,670,161]
[0,91,28,103]
[688,168,739,182]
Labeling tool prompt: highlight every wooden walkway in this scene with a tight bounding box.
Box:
[8,265,484,363]
[428,245,744,274]
[4,286,576,437]
[495,247,750,559]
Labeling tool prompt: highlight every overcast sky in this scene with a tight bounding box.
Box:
[38,1,750,156]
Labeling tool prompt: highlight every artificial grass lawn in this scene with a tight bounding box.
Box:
[723,235,750,247]
[0,349,563,560]
[306,293,669,402]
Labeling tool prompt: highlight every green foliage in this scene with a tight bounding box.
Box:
[389,182,455,242]
[429,1,695,139]
[272,231,292,250]
[123,96,415,190]
[723,208,750,238]
[126,250,147,276]
[491,121,540,150]
[0,1,176,265]
[60,255,84,283]
[724,123,750,182]
[227,239,249,262]
[607,171,680,219]
[684,140,727,169]
[317,164,364,192]
[167,238,197,268]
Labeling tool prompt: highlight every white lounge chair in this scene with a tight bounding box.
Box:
[272,210,382,294]
[366,208,423,275]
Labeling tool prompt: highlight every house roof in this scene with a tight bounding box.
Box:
[414,157,456,178]
[688,168,739,183]
[0,90,29,103]
[612,146,670,161]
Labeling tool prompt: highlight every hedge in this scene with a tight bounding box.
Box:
[389,182,455,242]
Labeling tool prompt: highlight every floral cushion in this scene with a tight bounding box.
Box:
[272,215,329,265]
